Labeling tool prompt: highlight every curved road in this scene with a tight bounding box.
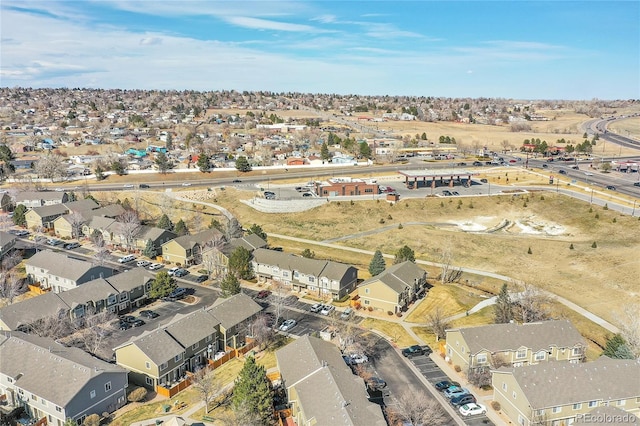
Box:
[583,116,640,150]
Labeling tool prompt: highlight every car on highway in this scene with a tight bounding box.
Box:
[442,190,452,196]
[136,260,151,267]
[452,191,459,196]
[435,380,460,391]
[256,290,271,299]
[302,192,313,197]
[542,164,548,168]
[459,403,487,417]
[472,161,483,166]
[509,159,517,163]
[451,393,477,407]
[402,345,425,358]
[139,184,150,189]
[584,171,593,176]
[480,178,488,183]
[606,185,616,191]
[279,319,296,332]
[232,179,242,183]
[310,303,323,313]
[64,242,80,250]
[634,182,640,187]
[558,169,567,175]
[181,182,192,187]
[139,310,159,319]
[148,263,163,270]
[123,184,134,189]
[320,305,335,316]
[444,387,471,399]
[571,165,579,170]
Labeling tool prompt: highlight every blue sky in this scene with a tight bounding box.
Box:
[1,1,638,99]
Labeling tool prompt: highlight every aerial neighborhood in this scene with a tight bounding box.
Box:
[0,88,638,426]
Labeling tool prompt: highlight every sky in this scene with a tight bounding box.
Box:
[1,1,638,100]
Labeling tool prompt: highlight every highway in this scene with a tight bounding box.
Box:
[584,116,640,150]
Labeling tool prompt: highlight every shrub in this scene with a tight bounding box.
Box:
[379,218,385,224]
[595,213,599,219]
[396,312,402,317]
[569,243,574,250]
[592,241,597,248]
[527,247,532,254]
[540,195,545,200]
[387,311,394,316]
[127,387,148,403]
[468,201,474,209]
[440,201,444,207]
[387,214,393,220]
[589,207,593,212]
[612,217,617,223]
[350,200,354,206]
[454,365,461,372]
[491,401,501,411]
[398,223,403,229]
[83,414,100,426]
[176,263,181,267]
[603,204,609,210]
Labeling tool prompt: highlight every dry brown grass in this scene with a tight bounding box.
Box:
[405,284,486,323]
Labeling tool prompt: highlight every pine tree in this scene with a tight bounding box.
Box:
[149,271,176,299]
[368,250,386,276]
[494,283,513,324]
[232,356,274,425]
[235,156,252,172]
[320,142,330,161]
[142,239,157,258]
[208,218,223,231]
[174,219,188,236]
[12,204,27,226]
[157,214,173,231]
[603,334,634,359]
[228,246,253,279]
[394,245,415,264]
[247,224,267,242]
[155,152,173,174]
[220,273,241,297]
[197,153,211,172]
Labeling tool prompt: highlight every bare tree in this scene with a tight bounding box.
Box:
[387,390,447,426]
[438,246,462,284]
[0,214,12,231]
[30,309,71,339]
[514,283,551,323]
[201,235,227,277]
[249,314,275,350]
[190,368,220,414]
[467,366,492,388]
[1,251,21,271]
[427,307,451,341]
[67,210,86,239]
[617,304,640,357]
[0,271,27,305]
[75,310,116,356]
[116,210,141,252]
[34,153,68,182]
[224,217,243,241]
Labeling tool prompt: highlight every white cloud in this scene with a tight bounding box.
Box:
[223,16,321,32]
[140,37,162,46]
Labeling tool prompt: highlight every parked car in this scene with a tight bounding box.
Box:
[174,268,189,277]
[256,290,271,299]
[120,315,145,327]
[442,190,452,196]
[136,260,151,267]
[196,274,209,283]
[166,287,187,300]
[634,182,640,187]
[118,321,131,330]
[279,319,296,331]
[347,353,368,364]
[459,403,487,417]
[118,255,136,263]
[310,303,323,313]
[444,387,471,399]
[167,267,180,276]
[451,393,477,407]
[46,239,64,246]
[12,230,29,237]
[139,310,159,319]
[302,192,313,197]
[366,377,387,390]
[320,305,335,316]
[148,263,163,270]
[64,242,80,250]
[435,380,461,391]
[340,307,353,320]
[402,345,425,358]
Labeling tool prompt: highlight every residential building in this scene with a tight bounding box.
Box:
[276,335,386,426]
[252,248,358,299]
[492,357,640,426]
[445,320,586,373]
[357,261,429,313]
[14,191,69,208]
[161,228,224,266]
[81,217,175,253]
[314,177,379,197]
[201,234,267,277]
[25,199,98,230]
[0,231,17,259]
[25,250,113,292]
[0,331,127,426]
[114,293,261,389]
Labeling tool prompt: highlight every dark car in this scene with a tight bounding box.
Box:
[472,161,483,166]
[558,169,567,175]
[118,321,131,330]
[634,182,640,187]
[606,185,616,191]
[166,287,187,300]
[366,377,387,390]
[196,274,209,283]
[256,290,271,299]
[232,179,242,183]
[139,184,150,188]
[64,242,80,250]
[130,319,145,327]
[451,393,477,407]
[457,162,467,166]
[480,178,488,183]
[542,164,548,168]
[174,268,189,277]
[435,380,461,391]
[401,345,424,358]
[139,310,159,319]
[120,315,136,323]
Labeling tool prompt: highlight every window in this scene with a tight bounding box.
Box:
[145,361,151,369]
[174,354,182,362]
[573,403,582,410]
[552,406,561,414]
[192,342,199,350]
[160,362,168,370]
[461,347,465,354]
[41,398,47,406]
[56,406,62,413]
[536,409,544,417]
[516,349,527,359]
[283,271,289,278]
[535,351,546,361]
[517,415,525,426]
[105,382,111,392]
[90,390,96,399]
[365,288,370,294]
[512,391,517,399]
[617,400,625,406]
[293,271,299,278]
[502,383,507,391]
[145,377,153,386]
[7,378,12,383]
[572,346,582,356]
[308,276,315,283]
[31,394,37,400]
[476,354,487,364]
[206,335,212,342]
[118,293,128,302]
[108,295,117,304]
[364,300,370,305]
[588,401,597,408]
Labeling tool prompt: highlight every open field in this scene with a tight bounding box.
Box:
[609,116,640,141]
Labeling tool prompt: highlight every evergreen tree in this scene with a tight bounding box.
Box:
[209,218,223,231]
[368,250,386,276]
[94,165,105,181]
[393,245,415,264]
[197,153,211,172]
[232,356,274,425]
[235,156,252,172]
[320,142,330,161]
[220,273,241,297]
[494,283,513,324]
[174,219,188,236]
[248,224,267,242]
[165,133,173,150]
[12,204,27,226]
[229,246,253,279]
[301,248,315,258]
[359,141,372,159]
[157,214,174,231]
[155,152,173,174]
[603,334,635,359]
[67,191,77,202]
[142,239,157,258]
[149,271,176,299]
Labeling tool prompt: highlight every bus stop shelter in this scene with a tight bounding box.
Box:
[398,169,479,189]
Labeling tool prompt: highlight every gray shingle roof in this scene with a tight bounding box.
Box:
[505,357,640,409]
[164,309,220,348]
[0,231,16,248]
[136,225,176,243]
[87,215,118,231]
[91,204,126,218]
[0,331,125,407]
[253,248,355,282]
[27,249,109,282]
[116,327,185,365]
[454,320,585,355]
[170,229,224,251]
[207,293,262,329]
[104,267,154,292]
[276,336,386,426]
[0,292,69,330]
[16,191,66,203]
[360,261,426,293]
[63,199,99,212]
[29,203,68,218]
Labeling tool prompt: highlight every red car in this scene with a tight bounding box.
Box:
[256,290,271,299]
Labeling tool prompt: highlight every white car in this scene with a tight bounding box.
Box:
[181,182,192,187]
[348,353,368,364]
[320,305,335,316]
[148,263,163,270]
[279,319,297,332]
[136,260,151,267]
[167,267,180,276]
[123,184,134,189]
[310,303,323,313]
[459,403,487,417]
